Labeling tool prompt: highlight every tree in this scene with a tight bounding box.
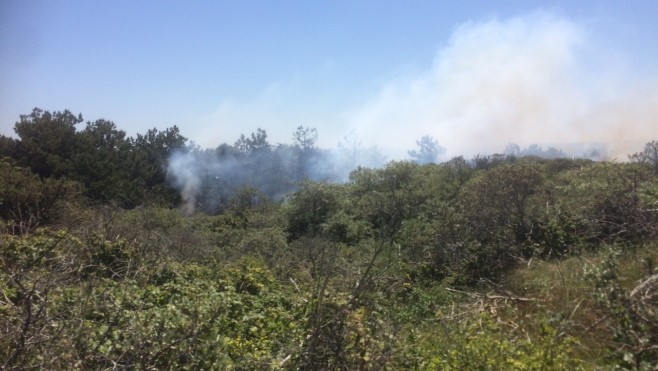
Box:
[234,128,270,154]
[504,143,521,157]
[133,126,188,162]
[286,181,342,239]
[133,126,188,205]
[408,135,445,164]
[292,126,318,151]
[460,161,544,262]
[336,132,361,170]
[214,143,239,157]
[292,126,319,180]
[0,135,17,159]
[631,140,658,175]
[443,156,474,188]
[73,119,136,205]
[13,108,83,178]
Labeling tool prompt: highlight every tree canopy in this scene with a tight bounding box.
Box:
[408,135,445,164]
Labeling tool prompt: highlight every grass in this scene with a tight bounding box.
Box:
[501,239,658,367]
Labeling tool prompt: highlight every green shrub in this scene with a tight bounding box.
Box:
[428,315,584,370]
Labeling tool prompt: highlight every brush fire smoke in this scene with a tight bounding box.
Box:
[348,11,658,158]
[168,11,657,214]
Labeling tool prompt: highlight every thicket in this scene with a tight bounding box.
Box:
[1,109,658,369]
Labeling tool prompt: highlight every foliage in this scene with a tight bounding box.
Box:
[631,140,658,175]
[292,125,318,151]
[13,108,83,178]
[235,128,270,153]
[408,135,446,164]
[286,181,345,240]
[428,314,583,370]
[72,119,140,206]
[3,108,658,369]
[587,247,658,369]
[0,226,303,369]
[0,158,80,232]
[7,108,186,208]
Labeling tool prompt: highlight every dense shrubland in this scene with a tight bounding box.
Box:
[1,109,658,369]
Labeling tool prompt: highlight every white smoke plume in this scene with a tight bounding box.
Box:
[167,151,201,215]
[166,11,658,214]
[165,139,388,215]
[347,11,658,159]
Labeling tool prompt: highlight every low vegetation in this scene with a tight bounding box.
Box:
[1,109,657,369]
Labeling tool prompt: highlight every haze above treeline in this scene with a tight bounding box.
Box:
[1,5,657,159]
[2,107,655,217]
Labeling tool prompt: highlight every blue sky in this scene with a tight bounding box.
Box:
[1,1,657,158]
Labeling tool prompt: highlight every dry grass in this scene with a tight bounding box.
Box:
[499,240,658,365]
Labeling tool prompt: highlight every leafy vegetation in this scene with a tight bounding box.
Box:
[1,108,658,369]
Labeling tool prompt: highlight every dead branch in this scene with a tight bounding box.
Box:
[630,273,658,298]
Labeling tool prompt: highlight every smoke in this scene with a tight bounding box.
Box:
[347,11,658,159]
[167,151,201,215]
[167,148,246,215]
[166,140,387,214]
[167,10,658,214]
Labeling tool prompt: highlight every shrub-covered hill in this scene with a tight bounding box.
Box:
[2,132,658,368]
[0,109,658,370]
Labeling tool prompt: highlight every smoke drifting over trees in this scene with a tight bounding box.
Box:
[164,12,656,163]
[408,135,446,164]
[345,12,658,159]
[161,11,657,213]
[2,108,647,218]
[167,123,632,216]
[166,127,388,214]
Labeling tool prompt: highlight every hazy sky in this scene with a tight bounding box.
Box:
[1,1,657,158]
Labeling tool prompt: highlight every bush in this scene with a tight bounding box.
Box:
[0,158,80,233]
[427,314,584,370]
[587,247,658,369]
